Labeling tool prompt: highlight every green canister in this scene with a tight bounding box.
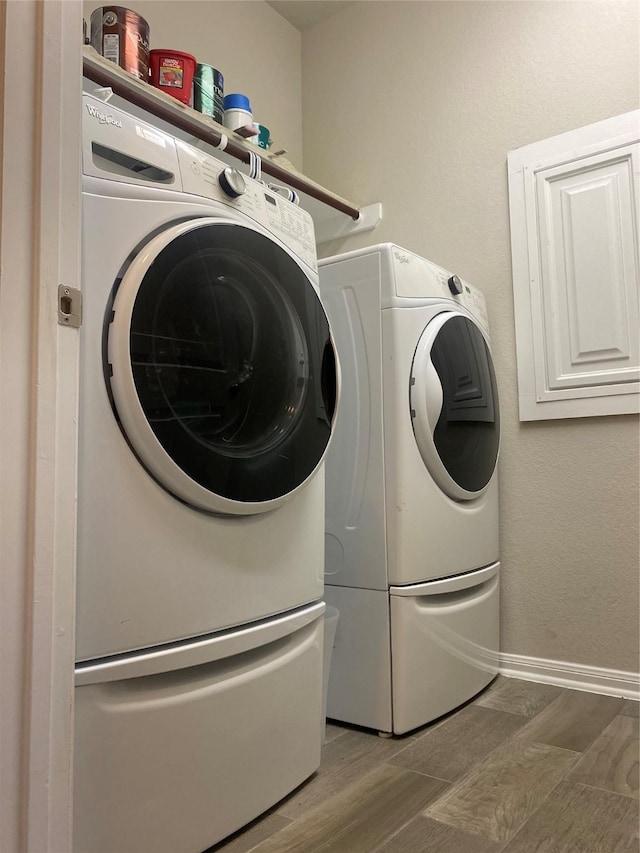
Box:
[193,64,224,124]
[249,123,271,150]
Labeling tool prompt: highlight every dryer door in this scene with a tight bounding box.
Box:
[410,311,499,501]
[107,217,338,515]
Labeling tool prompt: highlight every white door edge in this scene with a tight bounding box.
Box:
[0,3,82,851]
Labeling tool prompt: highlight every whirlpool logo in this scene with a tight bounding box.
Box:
[86,104,123,128]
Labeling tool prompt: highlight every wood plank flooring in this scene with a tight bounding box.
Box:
[208,678,639,853]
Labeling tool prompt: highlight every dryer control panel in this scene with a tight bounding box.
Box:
[388,245,489,334]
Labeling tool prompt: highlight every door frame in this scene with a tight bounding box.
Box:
[0,2,81,850]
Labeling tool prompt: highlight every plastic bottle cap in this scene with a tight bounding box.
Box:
[223,93,251,111]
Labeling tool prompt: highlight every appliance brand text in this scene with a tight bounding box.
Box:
[86,104,123,127]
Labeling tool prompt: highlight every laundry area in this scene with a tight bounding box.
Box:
[1,2,638,852]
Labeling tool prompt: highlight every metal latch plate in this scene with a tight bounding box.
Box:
[58,285,82,328]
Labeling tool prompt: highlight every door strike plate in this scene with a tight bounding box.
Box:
[58,285,82,328]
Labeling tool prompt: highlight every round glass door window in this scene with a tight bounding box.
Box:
[410,311,499,501]
[107,218,337,514]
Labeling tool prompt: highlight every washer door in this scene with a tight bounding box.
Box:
[107,217,338,515]
[410,311,499,501]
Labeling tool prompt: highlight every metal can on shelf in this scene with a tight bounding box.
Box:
[90,6,150,81]
[193,64,224,124]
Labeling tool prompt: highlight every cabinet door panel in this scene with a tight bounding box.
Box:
[509,112,640,420]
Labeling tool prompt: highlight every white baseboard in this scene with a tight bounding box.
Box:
[499,652,640,701]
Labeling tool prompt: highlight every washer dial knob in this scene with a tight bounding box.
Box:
[448,274,463,295]
[218,167,246,198]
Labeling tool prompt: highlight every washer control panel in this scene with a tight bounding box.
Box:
[175,140,317,271]
[81,93,317,272]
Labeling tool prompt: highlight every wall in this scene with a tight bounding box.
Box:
[302,1,640,673]
[83,0,304,168]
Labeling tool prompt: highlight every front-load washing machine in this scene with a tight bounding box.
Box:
[74,94,338,853]
[319,244,500,735]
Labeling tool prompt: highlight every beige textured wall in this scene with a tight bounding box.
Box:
[83,0,304,167]
[302,1,640,672]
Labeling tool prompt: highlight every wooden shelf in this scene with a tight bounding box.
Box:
[82,47,382,243]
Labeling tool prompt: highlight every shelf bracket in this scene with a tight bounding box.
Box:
[314,202,383,245]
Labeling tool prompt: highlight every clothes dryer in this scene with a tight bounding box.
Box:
[319,244,499,735]
[74,94,338,853]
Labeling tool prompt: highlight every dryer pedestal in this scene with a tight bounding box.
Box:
[325,564,500,735]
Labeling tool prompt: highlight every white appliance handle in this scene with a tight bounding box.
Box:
[390,562,500,597]
[412,319,446,435]
[75,601,325,686]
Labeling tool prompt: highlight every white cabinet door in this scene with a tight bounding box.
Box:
[508,112,639,421]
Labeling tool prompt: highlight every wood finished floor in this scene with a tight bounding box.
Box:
[209,677,639,853]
